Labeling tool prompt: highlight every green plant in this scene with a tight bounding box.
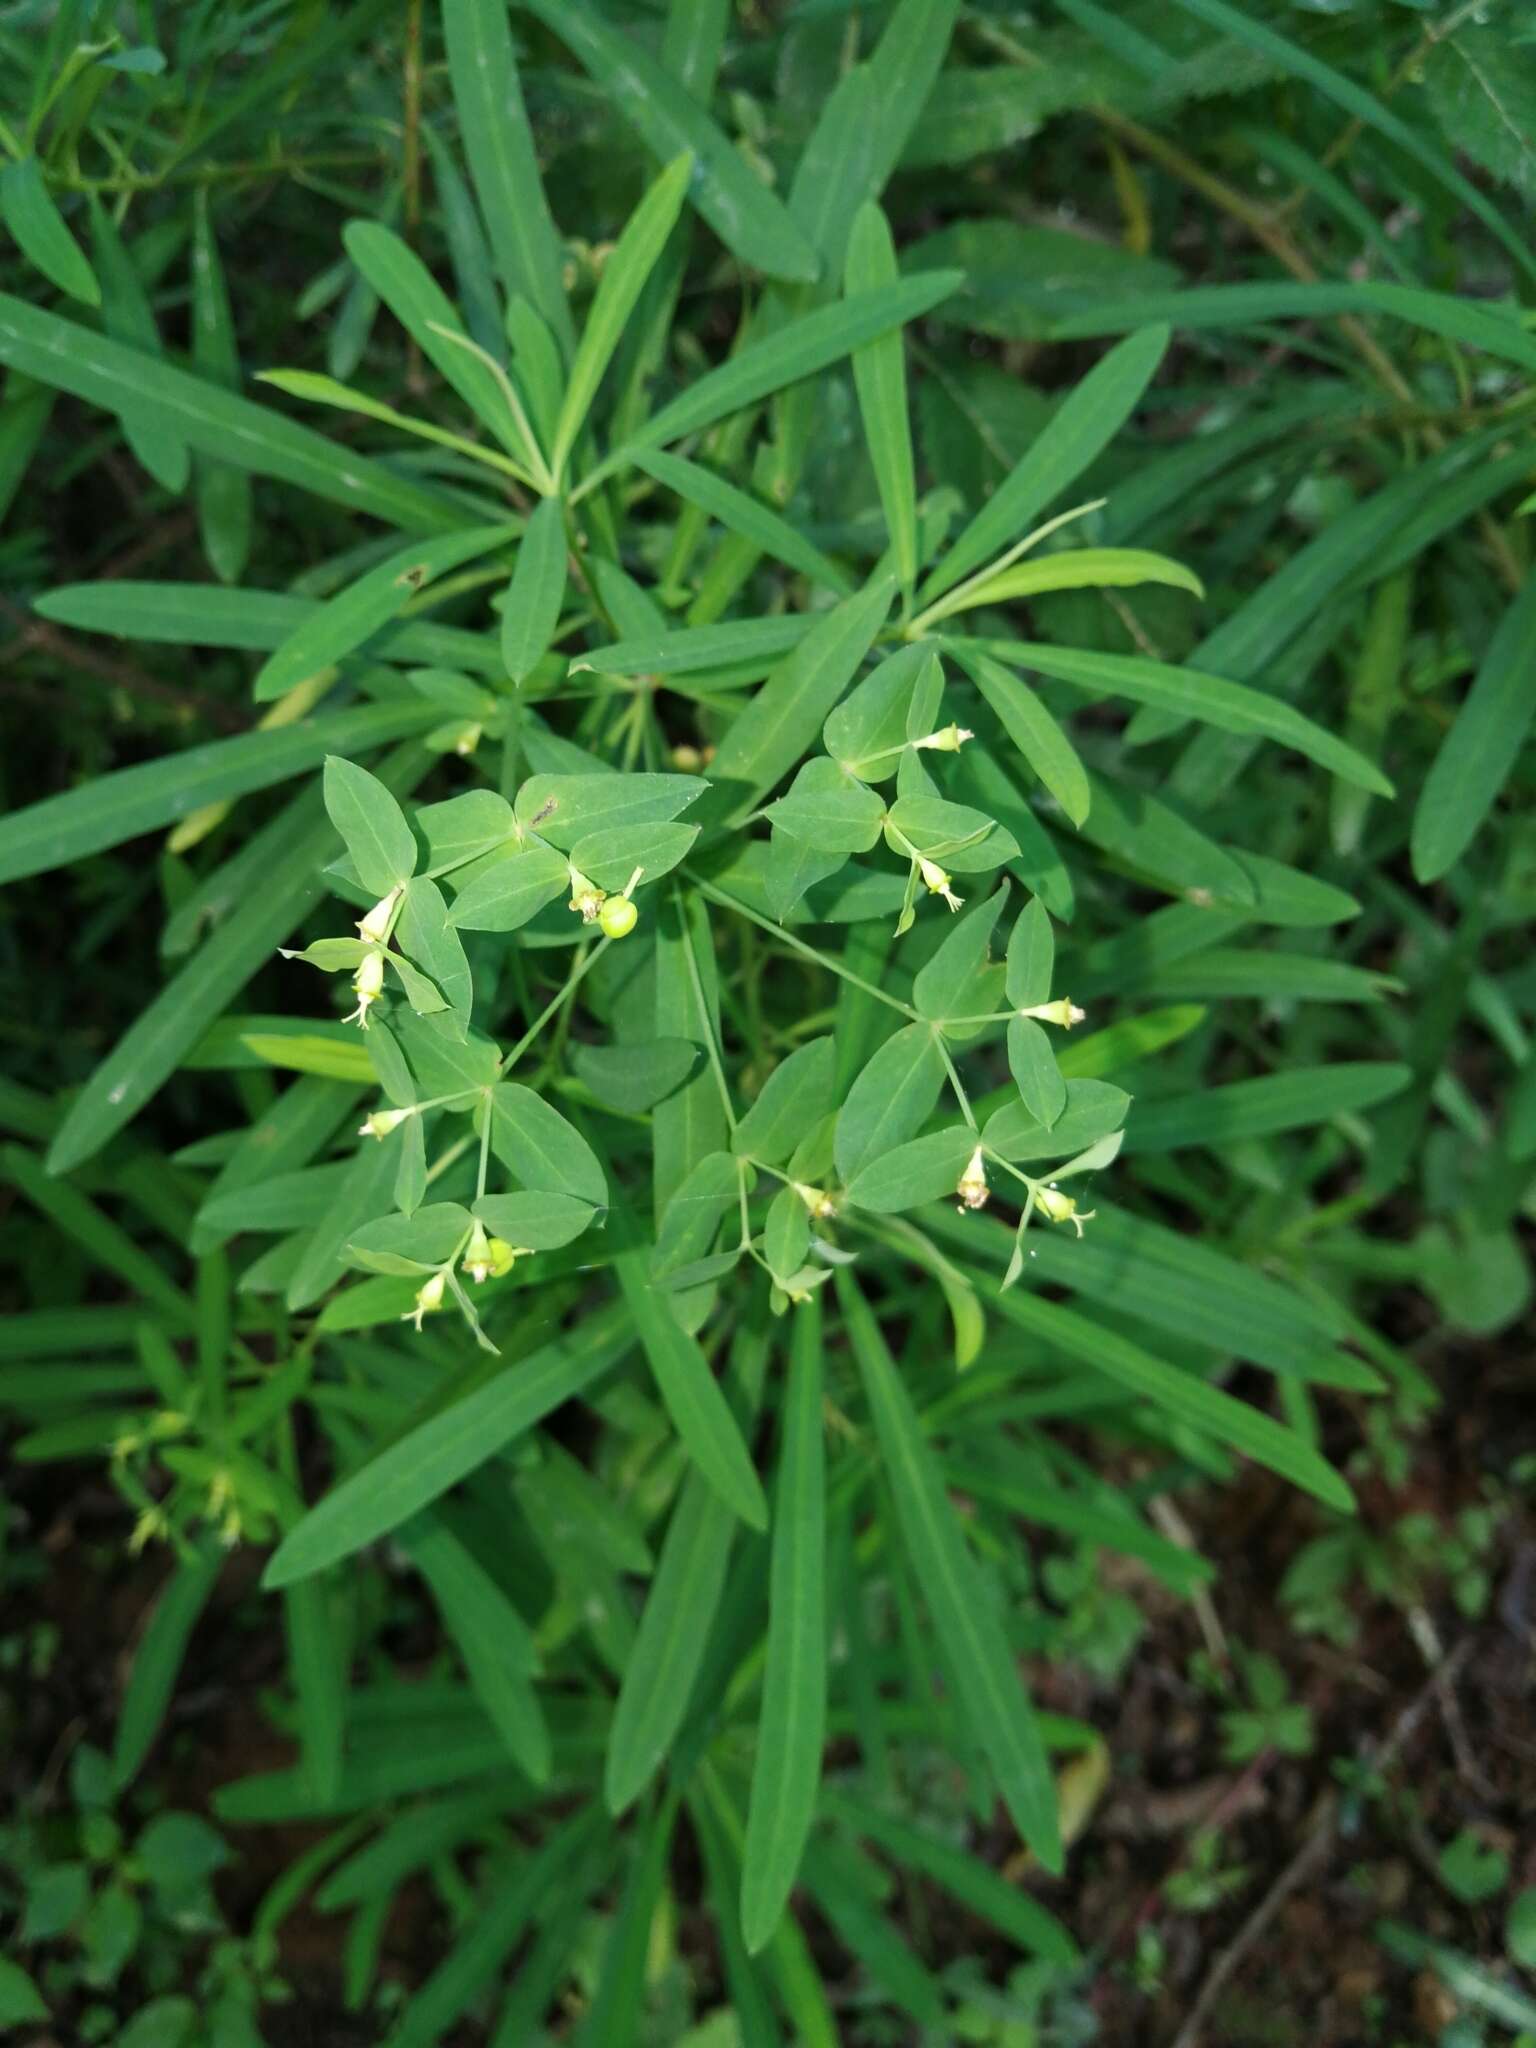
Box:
[4,0,1536,2037]
[0,1742,273,2045]
[1213,1648,1315,1764]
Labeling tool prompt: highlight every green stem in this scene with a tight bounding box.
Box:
[686,872,919,1022]
[935,1034,977,1131]
[499,940,608,1078]
[677,886,738,1132]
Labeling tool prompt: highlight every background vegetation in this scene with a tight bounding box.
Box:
[1,2,1533,2043]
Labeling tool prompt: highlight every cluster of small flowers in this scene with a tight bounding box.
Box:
[953,1146,1095,1235]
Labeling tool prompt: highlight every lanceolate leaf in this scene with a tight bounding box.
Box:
[847,203,918,594]
[992,1289,1354,1511]
[112,1546,222,1789]
[500,496,568,684]
[0,292,459,530]
[615,1251,768,1530]
[960,648,1090,827]
[262,1305,632,1587]
[0,701,437,887]
[740,1299,825,1944]
[441,0,575,351]
[552,153,693,476]
[1412,566,1536,883]
[589,277,963,487]
[839,1273,1062,1870]
[524,0,820,284]
[919,324,1167,606]
[963,640,1394,797]
[0,157,100,306]
[255,525,514,701]
[605,1412,747,1813]
[633,447,852,594]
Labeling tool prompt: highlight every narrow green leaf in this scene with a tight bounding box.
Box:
[389,1823,597,2048]
[500,496,568,685]
[1412,566,1536,883]
[590,276,962,488]
[398,1514,548,1781]
[998,1289,1355,1508]
[342,220,538,465]
[615,1250,767,1530]
[1049,278,1536,373]
[1124,1063,1411,1154]
[34,580,501,676]
[525,0,818,284]
[262,1304,631,1587]
[576,1796,680,2048]
[0,700,434,888]
[634,448,852,594]
[0,158,99,306]
[553,153,692,476]
[283,1577,345,1805]
[741,1302,826,1951]
[967,640,1394,797]
[919,325,1167,606]
[46,784,360,1172]
[0,292,458,531]
[191,196,252,583]
[257,524,513,702]
[441,0,575,352]
[112,1547,222,1789]
[577,616,809,678]
[88,201,186,490]
[839,1273,1062,1869]
[939,547,1203,618]
[605,1470,737,1814]
[847,203,918,594]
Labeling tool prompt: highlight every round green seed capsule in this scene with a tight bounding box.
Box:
[598,895,638,939]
